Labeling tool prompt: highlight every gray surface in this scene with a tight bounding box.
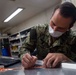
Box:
[62,68,76,75]
[0,68,64,75]
[8,62,21,68]
[0,63,76,75]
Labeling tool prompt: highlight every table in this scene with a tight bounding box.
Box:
[0,63,76,75]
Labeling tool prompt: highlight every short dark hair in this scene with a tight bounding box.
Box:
[54,2,76,28]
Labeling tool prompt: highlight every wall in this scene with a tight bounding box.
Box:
[8,4,59,34]
[71,0,76,31]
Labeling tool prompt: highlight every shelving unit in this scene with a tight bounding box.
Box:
[9,28,31,57]
[20,28,31,44]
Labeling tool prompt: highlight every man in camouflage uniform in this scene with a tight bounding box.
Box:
[19,2,76,69]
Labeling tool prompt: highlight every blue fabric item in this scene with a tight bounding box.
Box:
[2,48,9,56]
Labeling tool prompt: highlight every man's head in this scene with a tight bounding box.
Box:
[49,2,76,37]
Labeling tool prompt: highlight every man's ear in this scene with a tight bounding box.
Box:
[69,20,76,28]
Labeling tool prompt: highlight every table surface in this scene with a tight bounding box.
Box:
[0,63,76,75]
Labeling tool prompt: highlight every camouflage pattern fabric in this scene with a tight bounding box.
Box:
[19,24,76,61]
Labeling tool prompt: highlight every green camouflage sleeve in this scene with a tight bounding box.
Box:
[70,39,76,62]
[64,32,76,62]
[19,31,36,59]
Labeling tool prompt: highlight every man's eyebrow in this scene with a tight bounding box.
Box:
[52,20,67,29]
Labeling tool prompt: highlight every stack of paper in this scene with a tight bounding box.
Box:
[62,63,76,69]
[35,60,44,66]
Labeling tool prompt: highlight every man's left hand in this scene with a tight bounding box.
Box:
[43,53,70,68]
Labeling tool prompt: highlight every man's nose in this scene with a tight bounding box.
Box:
[53,26,58,31]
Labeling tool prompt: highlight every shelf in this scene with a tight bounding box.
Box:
[10,39,20,44]
[20,28,31,35]
[11,51,19,57]
[9,28,31,57]
[9,37,20,41]
[11,50,19,52]
[20,35,27,38]
[11,43,21,46]
[21,37,26,42]
[0,36,9,39]
[9,33,20,41]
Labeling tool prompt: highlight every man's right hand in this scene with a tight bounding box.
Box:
[21,53,37,69]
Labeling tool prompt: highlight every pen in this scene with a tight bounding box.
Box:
[31,49,37,56]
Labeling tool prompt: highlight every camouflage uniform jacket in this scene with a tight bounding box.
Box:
[19,24,76,61]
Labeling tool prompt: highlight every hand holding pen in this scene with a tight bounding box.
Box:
[21,53,37,69]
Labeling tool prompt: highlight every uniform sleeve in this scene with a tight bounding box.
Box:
[64,31,76,62]
[65,35,76,62]
[19,31,36,59]
[70,41,76,62]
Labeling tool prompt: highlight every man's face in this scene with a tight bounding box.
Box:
[50,9,72,32]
